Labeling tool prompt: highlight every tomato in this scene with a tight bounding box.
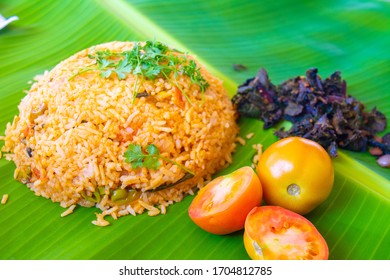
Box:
[188,166,262,235]
[256,137,334,215]
[244,206,329,260]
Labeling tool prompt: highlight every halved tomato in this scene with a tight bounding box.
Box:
[244,206,329,260]
[188,166,262,235]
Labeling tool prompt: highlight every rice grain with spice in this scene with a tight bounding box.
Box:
[0,41,239,225]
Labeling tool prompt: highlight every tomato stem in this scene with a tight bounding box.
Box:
[287,184,300,196]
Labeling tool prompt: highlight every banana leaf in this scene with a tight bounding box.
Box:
[0,0,389,260]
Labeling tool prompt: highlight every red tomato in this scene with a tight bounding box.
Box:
[244,206,329,260]
[188,166,262,235]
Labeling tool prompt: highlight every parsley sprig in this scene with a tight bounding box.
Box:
[70,41,209,103]
[124,143,194,175]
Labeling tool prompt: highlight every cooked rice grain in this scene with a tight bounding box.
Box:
[251,143,263,168]
[246,132,255,139]
[1,194,8,205]
[1,41,239,224]
[92,213,110,227]
[60,204,76,217]
[236,136,246,146]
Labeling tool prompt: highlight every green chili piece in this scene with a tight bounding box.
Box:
[92,190,101,203]
[127,189,140,202]
[81,191,97,203]
[16,166,32,183]
[111,189,128,202]
[97,186,106,195]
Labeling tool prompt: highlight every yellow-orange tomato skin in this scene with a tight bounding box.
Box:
[188,166,262,235]
[256,137,334,215]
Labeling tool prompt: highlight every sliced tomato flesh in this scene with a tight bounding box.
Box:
[189,166,262,235]
[244,206,329,260]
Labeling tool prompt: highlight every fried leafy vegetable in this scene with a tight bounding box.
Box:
[232,68,389,162]
[232,64,248,72]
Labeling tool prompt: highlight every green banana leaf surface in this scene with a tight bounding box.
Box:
[0,0,389,260]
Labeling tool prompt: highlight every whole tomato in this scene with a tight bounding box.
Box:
[188,166,262,235]
[256,137,334,215]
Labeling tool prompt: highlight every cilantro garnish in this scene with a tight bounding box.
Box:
[70,41,209,103]
[124,143,194,175]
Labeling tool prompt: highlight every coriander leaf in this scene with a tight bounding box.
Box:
[121,64,133,73]
[144,66,161,80]
[115,70,127,80]
[124,143,143,163]
[100,70,112,78]
[123,143,194,175]
[124,143,160,170]
[70,40,209,102]
[146,144,160,156]
[133,65,142,75]
[143,144,161,170]
[144,156,160,170]
[130,159,144,169]
[100,58,110,68]
[116,58,127,69]
[182,60,209,92]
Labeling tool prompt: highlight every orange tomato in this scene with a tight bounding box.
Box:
[257,137,334,215]
[244,206,329,260]
[188,166,262,235]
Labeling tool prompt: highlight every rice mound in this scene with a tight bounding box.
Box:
[1,41,239,224]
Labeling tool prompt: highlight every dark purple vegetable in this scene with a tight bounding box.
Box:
[232,68,389,166]
[232,64,248,72]
[26,147,33,158]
